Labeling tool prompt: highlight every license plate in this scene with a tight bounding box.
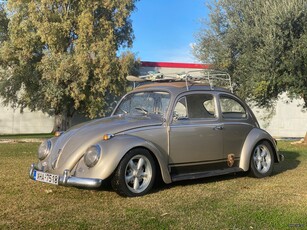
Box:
[34,170,59,185]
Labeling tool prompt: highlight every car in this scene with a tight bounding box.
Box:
[29,71,284,197]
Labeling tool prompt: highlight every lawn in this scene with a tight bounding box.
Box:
[0,140,306,229]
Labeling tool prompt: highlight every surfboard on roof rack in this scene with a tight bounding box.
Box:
[127,70,233,92]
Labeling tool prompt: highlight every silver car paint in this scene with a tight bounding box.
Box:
[37,116,162,174]
[74,133,172,184]
[32,82,281,187]
[239,128,279,171]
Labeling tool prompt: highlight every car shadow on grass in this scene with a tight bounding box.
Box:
[272,150,301,176]
[151,172,248,194]
[151,150,301,195]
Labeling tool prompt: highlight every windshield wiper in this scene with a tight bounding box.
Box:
[134,107,148,115]
[118,108,128,114]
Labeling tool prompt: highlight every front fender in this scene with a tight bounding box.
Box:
[74,134,172,184]
[239,128,278,171]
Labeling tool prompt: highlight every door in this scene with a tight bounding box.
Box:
[169,93,224,173]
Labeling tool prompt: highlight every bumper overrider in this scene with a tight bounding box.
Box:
[29,163,102,188]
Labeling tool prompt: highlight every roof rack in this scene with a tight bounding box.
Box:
[127,70,233,92]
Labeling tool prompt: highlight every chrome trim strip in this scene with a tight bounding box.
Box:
[29,164,102,188]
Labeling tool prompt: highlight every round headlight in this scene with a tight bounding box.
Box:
[38,140,51,160]
[84,145,101,168]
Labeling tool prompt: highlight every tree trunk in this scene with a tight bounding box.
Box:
[304,132,307,143]
[52,113,73,132]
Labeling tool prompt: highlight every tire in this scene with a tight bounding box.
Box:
[249,141,274,178]
[111,148,156,197]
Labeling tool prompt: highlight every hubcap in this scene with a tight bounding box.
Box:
[253,144,272,174]
[124,155,153,193]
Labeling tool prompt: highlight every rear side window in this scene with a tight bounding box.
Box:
[220,96,247,119]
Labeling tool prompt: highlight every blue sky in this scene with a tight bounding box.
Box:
[129,0,209,63]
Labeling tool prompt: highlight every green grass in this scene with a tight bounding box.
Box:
[0,141,306,229]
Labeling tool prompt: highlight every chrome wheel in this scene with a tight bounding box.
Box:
[111,148,156,197]
[252,144,272,174]
[250,141,274,178]
[124,155,153,194]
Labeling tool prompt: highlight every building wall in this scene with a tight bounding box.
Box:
[0,101,54,134]
[140,61,208,75]
[252,93,307,138]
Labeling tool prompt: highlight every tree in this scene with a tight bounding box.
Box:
[0,2,8,43]
[194,0,307,108]
[0,0,139,131]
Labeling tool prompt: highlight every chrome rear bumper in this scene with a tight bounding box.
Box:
[29,163,102,188]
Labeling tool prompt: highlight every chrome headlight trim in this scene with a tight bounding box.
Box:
[38,140,52,160]
[84,145,101,168]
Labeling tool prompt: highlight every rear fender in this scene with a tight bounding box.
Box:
[239,128,278,171]
[74,134,172,183]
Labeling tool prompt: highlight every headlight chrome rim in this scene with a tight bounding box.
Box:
[38,140,52,160]
[84,145,101,168]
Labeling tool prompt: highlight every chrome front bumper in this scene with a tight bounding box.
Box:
[29,163,102,188]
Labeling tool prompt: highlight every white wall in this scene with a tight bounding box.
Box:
[0,102,54,134]
[252,93,307,138]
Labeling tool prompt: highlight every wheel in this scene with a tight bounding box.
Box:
[249,141,274,178]
[111,148,156,197]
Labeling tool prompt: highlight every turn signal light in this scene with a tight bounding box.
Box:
[103,134,114,141]
[54,131,64,137]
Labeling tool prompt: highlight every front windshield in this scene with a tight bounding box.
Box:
[114,91,171,117]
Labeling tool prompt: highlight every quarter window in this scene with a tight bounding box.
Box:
[220,96,247,119]
[173,97,187,119]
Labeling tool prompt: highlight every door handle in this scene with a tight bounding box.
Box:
[214,125,224,130]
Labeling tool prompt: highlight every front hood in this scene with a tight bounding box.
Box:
[45,115,162,173]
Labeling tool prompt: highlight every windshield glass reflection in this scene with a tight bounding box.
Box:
[114,91,171,117]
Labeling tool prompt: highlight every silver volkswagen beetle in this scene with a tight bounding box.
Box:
[29,78,284,197]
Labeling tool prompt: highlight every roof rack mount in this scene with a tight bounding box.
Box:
[127,70,233,92]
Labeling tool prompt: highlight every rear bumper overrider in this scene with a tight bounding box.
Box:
[29,163,102,188]
[279,153,285,162]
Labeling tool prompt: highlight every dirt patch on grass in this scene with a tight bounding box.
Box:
[0,138,44,143]
[291,138,307,146]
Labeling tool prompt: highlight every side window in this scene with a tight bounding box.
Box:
[186,94,216,119]
[174,97,188,119]
[173,94,216,120]
[220,96,247,119]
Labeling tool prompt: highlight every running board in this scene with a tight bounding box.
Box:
[171,167,243,182]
